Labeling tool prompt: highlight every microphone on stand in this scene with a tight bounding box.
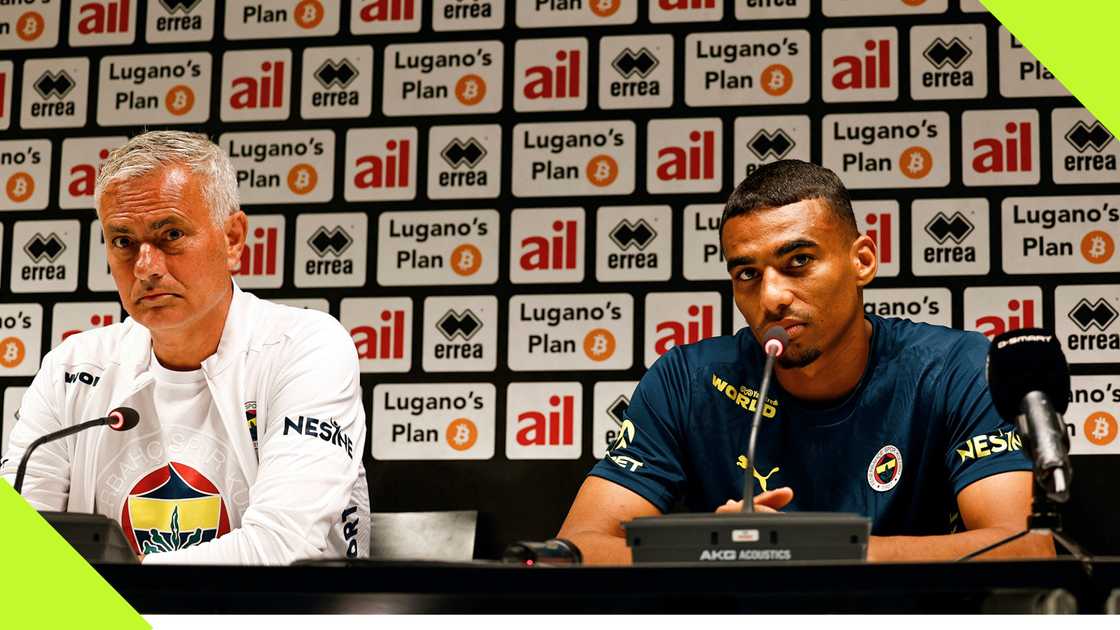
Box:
[14,407,140,495]
[742,326,789,512]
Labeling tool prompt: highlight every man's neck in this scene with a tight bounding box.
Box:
[150,288,234,371]
[774,316,873,403]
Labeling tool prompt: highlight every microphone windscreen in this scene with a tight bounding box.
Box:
[987,329,1070,420]
[763,326,790,355]
[107,407,140,431]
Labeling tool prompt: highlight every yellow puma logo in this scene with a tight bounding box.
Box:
[736,455,780,493]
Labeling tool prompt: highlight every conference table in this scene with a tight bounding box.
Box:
[96,557,1120,614]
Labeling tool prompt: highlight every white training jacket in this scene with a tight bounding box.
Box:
[0,284,370,565]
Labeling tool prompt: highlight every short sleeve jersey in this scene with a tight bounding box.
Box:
[590,314,1031,536]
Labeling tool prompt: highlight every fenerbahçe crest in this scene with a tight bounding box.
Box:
[120,462,231,556]
[867,444,902,492]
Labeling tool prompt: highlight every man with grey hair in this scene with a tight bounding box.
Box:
[1,130,371,565]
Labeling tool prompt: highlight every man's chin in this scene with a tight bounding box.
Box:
[777,347,822,369]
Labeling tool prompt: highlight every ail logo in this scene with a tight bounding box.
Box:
[346,128,417,201]
[73,0,133,38]
[221,50,291,121]
[823,27,897,102]
[963,110,1039,186]
[515,38,587,111]
[357,0,417,25]
[354,138,410,190]
[975,121,1032,174]
[863,211,893,264]
[341,297,413,372]
[506,383,582,459]
[976,298,1037,338]
[231,60,284,110]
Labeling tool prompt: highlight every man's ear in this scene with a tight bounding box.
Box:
[851,233,878,288]
[224,210,248,271]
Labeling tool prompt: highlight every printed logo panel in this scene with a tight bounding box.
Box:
[510,207,585,284]
[909,23,987,101]
[145,0,216,44]
[427,124,502,200]
[11,220,79,293]
[684,30,810,106]
[2,387,28,454]
[371,383,496,460]
[505,382,582,460]
[87,221,115,292]
[1052,108,1119,185]
[0,304,42,377]
[301,45,374,120]
[69,0,137,46]
[963,285,1044,339]
[682,203,725,280]
[222,130,334,204]
[97,52,211,125]
[592,381,639,459]
[224,0,340,39]
[910,198,991,277]
[344,127,418,201]
[0,1,60,50]
[21,57,89,129]
[854,200,900,278]
[377,209,499,286]
[736,0,808,20]
[0,140,51,211]
[294,212,368,287]
[649,0,722,23]
[511,121,636,197]
[383,40,503,116]
[231,214,286,288]
[998,26,1068,98]
[339,297,413,373]
[646,118,722,194]
[51,301,121,349]
[422,295,498,372]
[351,0,421,34]
[433,0,504,31]
[517,0,636,26]
[514,37,588,112]
[733,115,811,183]
[596,205,671,282]
[1001,196,1120,275]
[0,61,10,130]
[962,109,1040,187]
[508,293,633,371]
[1068,376,1120,455]
[822,0,946,16]
[59,136,126,209]
[822,27,898,103]
[1055,285,1120,364]
[644,291,722,367]
[822,111,950,189]
[599,34,673,110]
[220,49,292,122]
[863,288,951,327]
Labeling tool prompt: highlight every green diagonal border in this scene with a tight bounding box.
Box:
[0,481,146,628]
[983,0,1120,136]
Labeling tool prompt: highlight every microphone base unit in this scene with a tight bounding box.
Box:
[625,512,870,564]
[42,511,138,564]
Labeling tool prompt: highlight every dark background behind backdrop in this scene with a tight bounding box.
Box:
[0,0,1117,560]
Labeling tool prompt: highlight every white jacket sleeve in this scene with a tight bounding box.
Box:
[144,316,366,565]
[0,350,70,511]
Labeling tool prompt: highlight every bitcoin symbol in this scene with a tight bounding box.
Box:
[586,154,619,188]
[761,64,793,97]
[446,418,478,451]
[165,85,195,117]
[6,172,34,203]
[287,163,318,195]
[0,337,25,369]
[590,0,620,17]
[899,146,933,179]
[1081,230,1115,264]
[583,328,616,362]
[455,74,486,106]
[1085,411,1117,446]
[902,0,927,6]
[294,0,325,29]
[17,11,44,41]
[450,243,482,276]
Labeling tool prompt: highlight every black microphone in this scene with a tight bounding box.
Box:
[14,407,140,495]
[742,326,789,512]
[986,329,1072,503]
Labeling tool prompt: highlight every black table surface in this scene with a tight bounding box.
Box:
[95,557,1120,614]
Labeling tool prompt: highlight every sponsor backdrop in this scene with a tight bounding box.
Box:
[0,0,1117,558]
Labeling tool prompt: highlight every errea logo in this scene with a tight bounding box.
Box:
[20,57,90,129]
[146,0,215,44]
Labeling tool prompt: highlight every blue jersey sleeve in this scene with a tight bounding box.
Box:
[939,333,1032,495]
[588,346,692,512]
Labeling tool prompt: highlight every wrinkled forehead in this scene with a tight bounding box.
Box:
[99,165,197,214]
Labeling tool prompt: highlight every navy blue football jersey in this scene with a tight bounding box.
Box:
[590,314,1031,535]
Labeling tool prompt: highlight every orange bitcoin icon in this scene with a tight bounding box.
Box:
[586,154,619,188]
[1085,411,1117,447]
[455,74,486,106]
[6,172,34,203]
[165,85,195,117]
[294,0,325,29]
[451,243,482,276]
[1081,230,1115,264]
[0,337,26,369]
[16,11,45,42]
[287,164,318,195]
[583,328,616,362]
[899,146,933,180]
[760,64,793,97]
[447,418,478,451]
[590,0,621,17]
